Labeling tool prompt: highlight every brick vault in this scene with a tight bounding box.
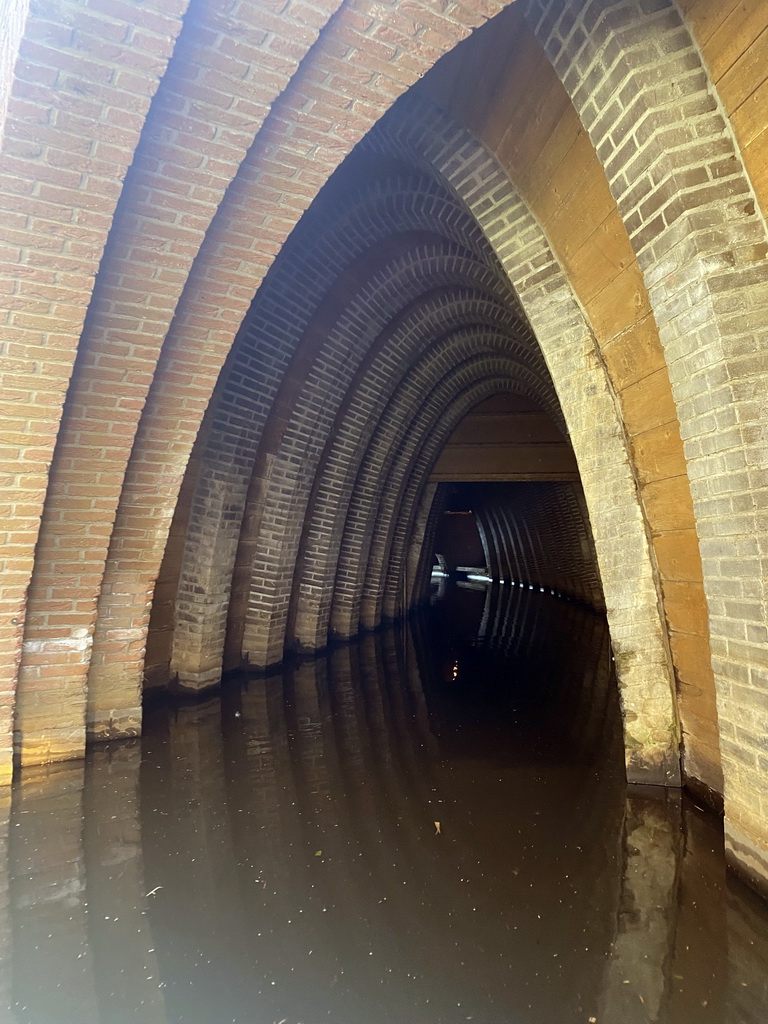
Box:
[1,0,767,889]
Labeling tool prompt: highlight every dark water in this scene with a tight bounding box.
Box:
[5,584,768,1024]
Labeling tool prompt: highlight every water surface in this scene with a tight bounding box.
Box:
[5,584,768,1023]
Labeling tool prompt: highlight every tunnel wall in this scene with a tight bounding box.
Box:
[472,482,605,610]
[429,480,605,611]
[1,0,768,887]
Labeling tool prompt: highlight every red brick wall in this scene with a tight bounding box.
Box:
[1,0,188,772]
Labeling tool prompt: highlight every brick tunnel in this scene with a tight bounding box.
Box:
[2,0,768,913]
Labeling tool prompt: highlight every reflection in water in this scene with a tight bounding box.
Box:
[4,584,768,1023]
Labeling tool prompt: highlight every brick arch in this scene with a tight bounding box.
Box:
[234,281,548,670]
[170,245,508,686]
[8,0,370,769]
[82,75,684,790]
[89,180,516,718]
[6,0,503,772]
[518,0,768,897]
[13,0,347,746]
[224,293,553,671]
[376,386,595,630]
[221,293,536,650]
[410,6,731,804]
[2,0,190,773]
[0,0,678,804]
[164,174,500,687]
[75,0,504,756]
[159,152,554,684]
[363,96,681,784]
[167,168,541,687]
[288,329,556,653]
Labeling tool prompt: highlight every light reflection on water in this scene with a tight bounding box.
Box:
[4,584,768,1023]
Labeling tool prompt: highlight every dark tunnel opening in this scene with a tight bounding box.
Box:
[428,479,604,610]
[414,471,622,775]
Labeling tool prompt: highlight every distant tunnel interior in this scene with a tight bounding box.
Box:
[428,479,604,610]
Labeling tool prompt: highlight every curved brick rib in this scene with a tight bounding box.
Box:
[224,293,528,670]
[1,0,189,771]
[521,0,768,905]
[72,0,505,749]
[232,205,548,665]
[14,0,344,764]
[170,173,526,687]
[371,96,682,784]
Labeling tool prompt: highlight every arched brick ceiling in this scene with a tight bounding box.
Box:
[8,24,686,799]
[152,147,563,685]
